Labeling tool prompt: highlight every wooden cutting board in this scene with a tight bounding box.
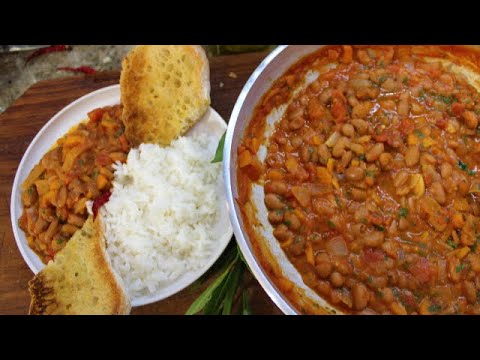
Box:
[0,51,283,315]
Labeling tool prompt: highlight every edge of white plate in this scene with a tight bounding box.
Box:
[10,84,233,308]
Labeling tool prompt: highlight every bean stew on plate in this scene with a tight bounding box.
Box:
[238,46,480,314]
[18,105,130,263]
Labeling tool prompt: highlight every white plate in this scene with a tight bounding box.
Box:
[10,84,233,308]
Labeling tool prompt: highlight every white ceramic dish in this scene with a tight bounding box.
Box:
[10,84,233,307]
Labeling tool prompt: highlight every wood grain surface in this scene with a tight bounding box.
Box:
[0,51,283,315]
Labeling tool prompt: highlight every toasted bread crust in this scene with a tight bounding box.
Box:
[120,45,210,147]
[28,216,131,315]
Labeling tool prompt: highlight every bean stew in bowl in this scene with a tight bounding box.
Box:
[235,46,480,314]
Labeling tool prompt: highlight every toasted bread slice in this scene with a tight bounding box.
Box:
[28,216,131,315]
[120,45,210,147]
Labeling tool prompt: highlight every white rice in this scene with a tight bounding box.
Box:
[100,133,222,298]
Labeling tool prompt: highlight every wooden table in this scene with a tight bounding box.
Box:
[0,51,282,315]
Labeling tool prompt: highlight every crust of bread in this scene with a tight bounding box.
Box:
[120,45,210,147]
[28,216,131,315]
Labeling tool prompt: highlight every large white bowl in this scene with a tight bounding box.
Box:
[11,84,233,307]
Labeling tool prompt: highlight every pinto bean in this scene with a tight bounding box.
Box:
[345,166,365,181]
[405,146,420,167]
[265,194,285,210]
[352,283,369,310]
[265,181,288,195]
[366,143,384,162]
[341,123,355,138]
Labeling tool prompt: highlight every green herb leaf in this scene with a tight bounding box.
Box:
[335,196,343,209]
[414,129,425,138]
[378,75,387,84]
[399,207,408,218]
[185,255,236,315]
[418,89,426,102]
[211,131,226,163]
[471,239,479,252]
[402,77,409,85]
[428,304,441,313]
[458,160,468,171]
[358,154,366,161]
[284,220,292,227]
[222,261,244,315]
[447,237,458,249]
[367,276,373,284]
[203,282,229,315]
[241,291,252,315]
[402,261,411,271]
[327,220,336,229]
[455,263,466,273]
[374,224,385,232]
[437,94,456,105]
[365,170,376,178]
[237,244,250,272]
[419,242,428,249]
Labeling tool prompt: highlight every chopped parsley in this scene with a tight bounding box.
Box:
[378,75,387,84]
[428,304,441,313]
[455,263,466,273]
[374,224,385,232]
[81,230,87,237]
[92,169,99,179]
[375,290,384,299]
[378,60,385,67]
[335,196,342,209]
[419,242,428,249]
[475,109,480,115]
[414,129,425,138]
[402,76,409,85]
[399,207,408,218]
[358,154,366,161]
[284,220,292,227]
[457,160,475,176]
[472,239,479,252]
[437,94,456,105]
[367,276,373,284]
[402,261,411,271]
[458,160,468,171]
[27,186,34,195]
[55,238,65,245]
[418,89,426,102]
[447,237,458,249]
[327,220,336,229]
[360,217,369,225]
[365,170,376,178]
